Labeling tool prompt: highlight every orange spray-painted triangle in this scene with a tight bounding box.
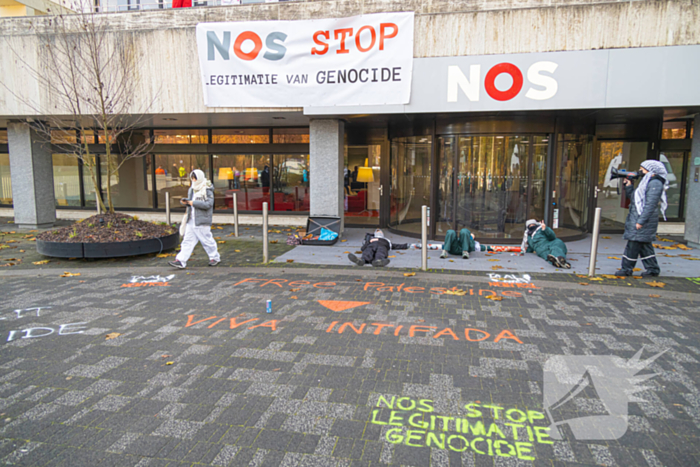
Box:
[317,300,370,312]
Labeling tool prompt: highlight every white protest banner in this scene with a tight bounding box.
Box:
[196,12,414,108]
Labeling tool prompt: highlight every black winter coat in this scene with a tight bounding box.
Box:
[623,176,665,243]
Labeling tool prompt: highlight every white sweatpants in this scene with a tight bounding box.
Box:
[176,217,220,266]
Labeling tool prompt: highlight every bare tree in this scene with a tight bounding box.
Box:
[4,0,155,213]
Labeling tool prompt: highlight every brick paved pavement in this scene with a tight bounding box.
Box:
[0,267,699,466]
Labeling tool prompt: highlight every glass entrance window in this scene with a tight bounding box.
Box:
[52,154,80,207]
[434,135,541,239]
[660,151,686,219]
[596,141,647,230]
[390,137,431,234]
[100,154,153,209]
[212,154,271,211]
[272,154,309,212]
[0,153,11,205]
[155,154,209,210]
[554,135,594,233]
[345,145,381,226]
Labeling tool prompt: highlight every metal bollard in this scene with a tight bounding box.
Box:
[421,205,428,271]
[165,192,171,225]
[588,207,602,277]
[233,192,239,237]
[96,193,101,215]
[262,202,269,264]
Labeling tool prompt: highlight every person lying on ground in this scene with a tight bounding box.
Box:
[520,219,570,268]
[440,228,477,259]
[348,229,408,267]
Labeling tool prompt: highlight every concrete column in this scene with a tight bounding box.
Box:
[7,122,56,229]
[309,118,344,232]
[685,115,700,248]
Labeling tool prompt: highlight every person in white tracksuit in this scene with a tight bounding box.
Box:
[169,169,220,268]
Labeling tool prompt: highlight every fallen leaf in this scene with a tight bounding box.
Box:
[601,236,611,239]
[486,295,503,301]
[487,259,500,262]
[217,241,226,244]
[600,275,620,279]
[491,266,503,270]
[340,239,347,242]
[607,256,621,260]
[449,259,454,262]
[417,319,425,323]
[633,268,642,271]
[105,332,121,340]
[646,281,666,288]
[290,296,298,299]
[166,362,174,365]
[576,274,588,278]
[355,251,363,254]
[290,288,300,292]
[343,251,350,254]
[649,294,661,298]
[403,272,416,277]
[676,244,692,250]
[156,253,175,258]
[684,257,700,261]
[286,259,294,263]
[589,277,603,281]
[444,289,467,296]
[234,250,241,253]
[272,368,280,371]
[60,272,81,277]
[659,238,674,242]
[32,260,50,265]
[270,240,278,244]
[214,237,221,240]
[579,283,589,286]
[161,355,170,358]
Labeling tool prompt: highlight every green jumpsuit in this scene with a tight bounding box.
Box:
[443,228,477,256]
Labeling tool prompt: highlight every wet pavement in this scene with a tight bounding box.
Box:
[0,265,699,466]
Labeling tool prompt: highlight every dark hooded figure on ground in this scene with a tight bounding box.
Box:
[348,229,409,267]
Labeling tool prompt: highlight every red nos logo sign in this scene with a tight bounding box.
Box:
[447,62,558,102]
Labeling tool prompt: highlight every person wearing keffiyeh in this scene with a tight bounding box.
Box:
[615,160,669,277]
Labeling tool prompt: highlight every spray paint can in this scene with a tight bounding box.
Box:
[266,300,272,314]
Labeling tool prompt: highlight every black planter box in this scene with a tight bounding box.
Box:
[37,232,180,259]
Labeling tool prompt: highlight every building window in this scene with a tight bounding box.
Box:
[0,154,11,206]
[153,129,208,144]
[273,128,310,144]
[100,154,154,209]
[212,129,270,144]
[53,154,81,207]
[390,136,432,235]
[51,129,77,144]
[154,154,209,209]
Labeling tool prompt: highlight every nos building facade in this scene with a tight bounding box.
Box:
[1,0,700,246]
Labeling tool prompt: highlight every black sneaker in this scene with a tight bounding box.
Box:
[641,271,660,277]
[209,259,220,267]
[371,258,390,267]
[547,254,560,267]
[615,269,632,277]
[558,256,570,269]
[462,250,470,259]
[348,254,364,266]
[169,260,186,269]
